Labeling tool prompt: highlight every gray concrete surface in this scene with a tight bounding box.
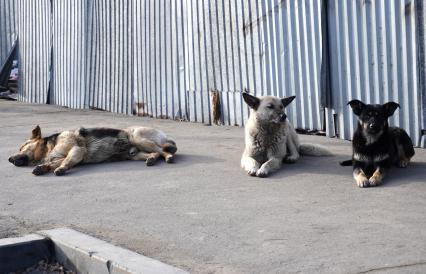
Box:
[1,100,426,274]
[39,228,188,274]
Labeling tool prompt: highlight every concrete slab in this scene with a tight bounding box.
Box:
[38,228,188,274]
[1,100,426,273]
[0,234,51,273]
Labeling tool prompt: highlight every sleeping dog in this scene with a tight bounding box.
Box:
[9,125,177,176]
[341,100,415,187]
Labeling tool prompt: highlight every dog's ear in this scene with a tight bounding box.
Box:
[242,93,260,110]
[31,125,42,139]
[383,102,400,117]
[281,96,296,107]
[347,100,365,116]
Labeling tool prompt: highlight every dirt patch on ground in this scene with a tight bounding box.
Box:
[10,260,75,274]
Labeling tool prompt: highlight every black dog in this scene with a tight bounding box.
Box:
[340,100,415,187]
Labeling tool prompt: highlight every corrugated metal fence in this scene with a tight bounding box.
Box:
[0,0,17,77]
[326,0,422,147]
[0,0,425,147]
[16,0,51,104]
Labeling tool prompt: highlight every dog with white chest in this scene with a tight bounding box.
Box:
[341,100,415,187]
[241,93,332,178]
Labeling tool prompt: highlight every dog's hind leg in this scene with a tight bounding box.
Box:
[285,137,300,164]
[257,157,282,178]
[393,128,415,168]
[161,140,177,163]
[284,126,300,163]
[133,138,171,163]
[241,155,260,176]
[396,143,414,168]
[53,146,86,176]
[130,150,161,166]
[161,151,175,163]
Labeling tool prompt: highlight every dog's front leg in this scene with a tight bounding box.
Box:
[32,158,64,176]
[369,167,386,187]
[257,157,282,178]
[353,167,369,188]
[241,155,260,176]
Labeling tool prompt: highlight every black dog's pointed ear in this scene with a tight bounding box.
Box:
[383,102,400,117]
[31,125,42,139]
[242,93,260,110]
[348,100,365,116]
[281,95,296,107]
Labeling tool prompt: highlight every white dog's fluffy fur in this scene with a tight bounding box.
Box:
[241,93,331,177]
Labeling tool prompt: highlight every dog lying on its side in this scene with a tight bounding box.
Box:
[8,125,177,176]
[241,93,332,177]
[341,100,415,187]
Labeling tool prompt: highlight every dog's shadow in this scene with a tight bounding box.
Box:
[381,162,426,187]
[59,153,222,177]
[269,154,355,179]
[271,154,426,187]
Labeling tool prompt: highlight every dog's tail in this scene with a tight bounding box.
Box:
[339,159,352,166]
[162,139,177,154]
[299,143,333,156]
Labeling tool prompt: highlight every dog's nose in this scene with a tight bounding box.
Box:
[8,156,14,163]
[369,123,377,129]
[280,113,287,121]
[11,155,29,166]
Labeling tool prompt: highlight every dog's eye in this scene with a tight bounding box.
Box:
[280,105,284,109]
[267,104,274,109]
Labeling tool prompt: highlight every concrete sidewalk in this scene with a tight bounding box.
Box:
[1,100,425,274]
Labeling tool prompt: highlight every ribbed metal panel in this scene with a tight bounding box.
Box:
[16,0,51,103]
[86,0,133,115]
[132,0,264,126]
[183,0,265,126]
[51,0,88,109]
[327,0,423,147]
[261,0,323,130]
[133,0,186,120]
[0,0,17,69]
[2,0,425,147]
[141,0,324,128]
[417,0,426,147]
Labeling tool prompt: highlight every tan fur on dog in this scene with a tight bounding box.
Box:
[9,125,177,176]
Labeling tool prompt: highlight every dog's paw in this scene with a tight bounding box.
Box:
[146,157,157,166]
[368,176,382,187]
[53,167,66,176]
[284,155,298,164]
[32,165,47,176]
[165,155,174,163]
[244,166,258,176]
[129,147,138,156]
[356,178,370,188]
[397,159,409,168]
[256,167,269,178]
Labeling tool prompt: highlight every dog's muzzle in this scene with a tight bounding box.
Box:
[8,154,29,166]
[367,123,381,134]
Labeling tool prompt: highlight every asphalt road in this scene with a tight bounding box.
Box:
[1,100,425,274]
